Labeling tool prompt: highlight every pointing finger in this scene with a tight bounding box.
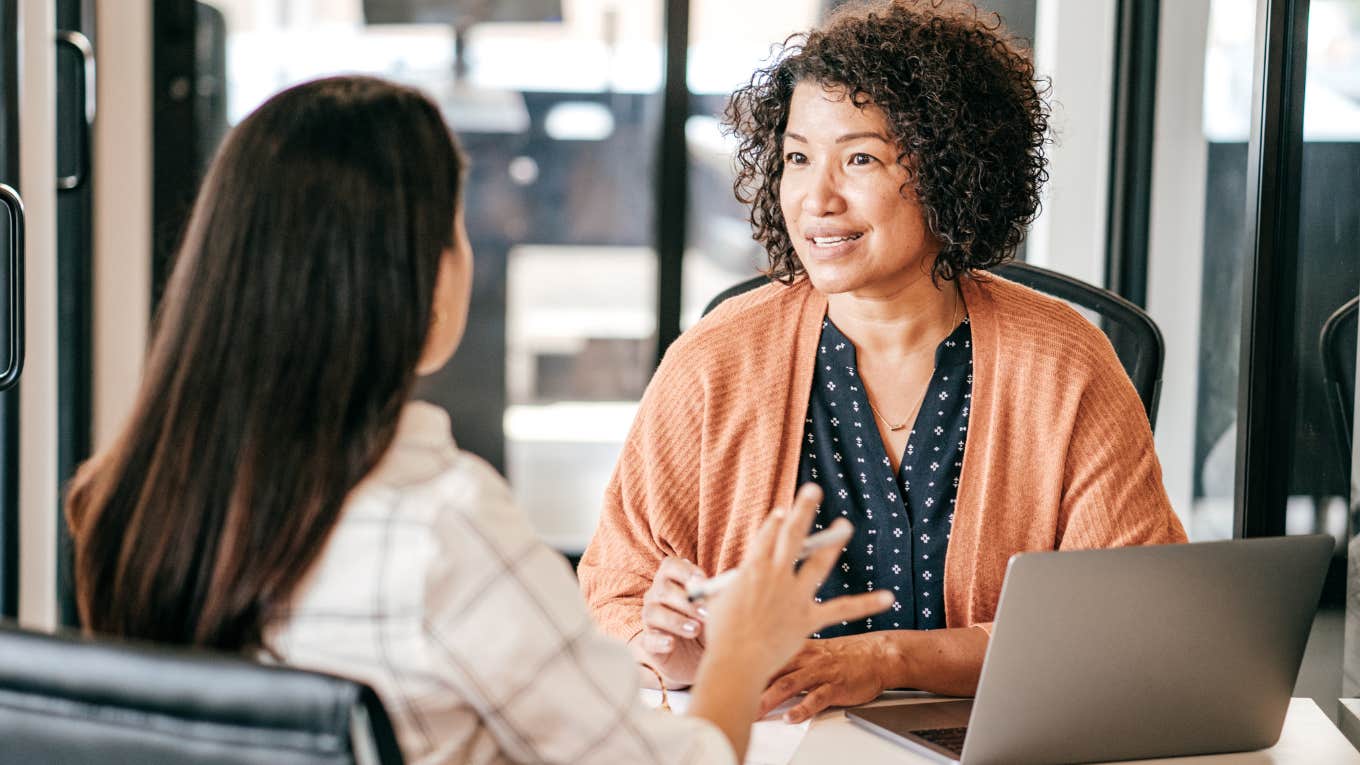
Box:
[812,591,895,633]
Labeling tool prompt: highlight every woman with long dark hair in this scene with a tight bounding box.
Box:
[66,75,889,764]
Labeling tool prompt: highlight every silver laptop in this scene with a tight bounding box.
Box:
[846,535,1332,765]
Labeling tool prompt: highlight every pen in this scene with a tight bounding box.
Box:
[685,520,854,602]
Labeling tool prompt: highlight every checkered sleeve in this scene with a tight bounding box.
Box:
[420,454,737,765]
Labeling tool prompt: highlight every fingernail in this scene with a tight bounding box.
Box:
[784,711,802,724]
[658,636,673,650]
[771,509,786,519]
[681,620,698,635]
[695,606,709,618]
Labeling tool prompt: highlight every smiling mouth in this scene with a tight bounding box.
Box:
[809,233,863,246]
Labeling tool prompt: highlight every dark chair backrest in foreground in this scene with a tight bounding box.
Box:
[1321,296,1357,466]
[703,261,1166,430]
[0,623,404,765]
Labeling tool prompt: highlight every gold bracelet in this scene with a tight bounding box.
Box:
[638,662,671,712]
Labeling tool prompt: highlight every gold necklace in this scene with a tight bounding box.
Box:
[868,392,924,432]
[864,287,963,433]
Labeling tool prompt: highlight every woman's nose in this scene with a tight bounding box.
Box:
[800,167,846,216]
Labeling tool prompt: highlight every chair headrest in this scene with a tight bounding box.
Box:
[0,623,402,764]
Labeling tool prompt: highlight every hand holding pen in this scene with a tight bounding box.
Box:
[631,484,883,689]
[686,519,855,602]
[633,556,714,688]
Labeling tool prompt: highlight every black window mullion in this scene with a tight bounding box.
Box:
[1234,0,1310,539]
[0,0,19,623]
[55,0,96,629]
[653,0,690,365]
[1104,0,1159,307]
[151,0,204,311]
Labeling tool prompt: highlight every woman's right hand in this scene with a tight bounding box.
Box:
[632,556,710,687]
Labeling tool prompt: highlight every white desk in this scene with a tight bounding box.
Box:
[1341,699,1360,752]
[790,696,1358,764]
[642,691,1360,764]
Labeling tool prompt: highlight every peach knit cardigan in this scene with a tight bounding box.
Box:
[578,273,1187,640]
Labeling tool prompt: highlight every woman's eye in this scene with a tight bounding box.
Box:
[784,151,808,165]
[849,153,877,166]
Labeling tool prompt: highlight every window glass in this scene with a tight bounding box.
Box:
[1291,0,1359,703]
[681,0,822,327]
[1145,0,1256,540]
[207,0,663,553]
[1289,0,1359,544]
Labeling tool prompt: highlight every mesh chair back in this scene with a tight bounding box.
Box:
[1320,296,1358,465]
[992,262,1164,428]
[701,262,1165,429]
[0,623,404,765]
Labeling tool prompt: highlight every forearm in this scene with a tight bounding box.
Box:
[578,571,648,638]
[688,647,767,763]
[879,626,989,697]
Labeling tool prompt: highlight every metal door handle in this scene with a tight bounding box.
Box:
[56,30,95,192]
[0,184,24,391]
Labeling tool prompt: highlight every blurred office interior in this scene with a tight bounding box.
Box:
[0,0,1357,725]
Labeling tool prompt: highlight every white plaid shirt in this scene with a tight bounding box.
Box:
[266,402,734,765]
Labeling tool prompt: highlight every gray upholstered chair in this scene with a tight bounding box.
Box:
[0,622,403,764]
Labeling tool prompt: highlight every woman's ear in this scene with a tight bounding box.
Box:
[416,222,473,375]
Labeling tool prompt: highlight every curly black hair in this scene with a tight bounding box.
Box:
[724,0,1050,283]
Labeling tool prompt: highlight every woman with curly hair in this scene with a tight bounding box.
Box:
[580,0,1185,724]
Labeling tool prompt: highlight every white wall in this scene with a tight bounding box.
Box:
[92,0,151,450]
[17,0,57,630]
[1146,0,1212,529]
[1027,0,1116,286]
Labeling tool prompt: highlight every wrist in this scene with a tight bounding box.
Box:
[702,639,771,678]
[694,648,768,709]
[663,673,694,690]
[627,633,695,689]
[690,650,768,764]
[876,630,919,690]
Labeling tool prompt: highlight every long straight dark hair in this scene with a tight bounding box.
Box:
[66,76,465,651]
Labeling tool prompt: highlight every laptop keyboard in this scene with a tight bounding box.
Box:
[913,726,968,756]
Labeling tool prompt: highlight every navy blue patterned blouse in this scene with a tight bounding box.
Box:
[798,315,973,638]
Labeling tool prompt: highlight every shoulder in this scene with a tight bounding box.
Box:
[670,278,811,359]
[358,434,538,561]
[971,272,1109,342]
[410,450,586,622]
[649,278,815,389]
[967,271,1126,381]
[420,451,538,557]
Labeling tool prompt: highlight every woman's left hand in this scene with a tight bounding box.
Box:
[757,633,892,723]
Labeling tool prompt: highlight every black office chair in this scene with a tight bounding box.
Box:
[1320,296,1357,467]
[702,261,1166,429]
[0,623,404,765]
